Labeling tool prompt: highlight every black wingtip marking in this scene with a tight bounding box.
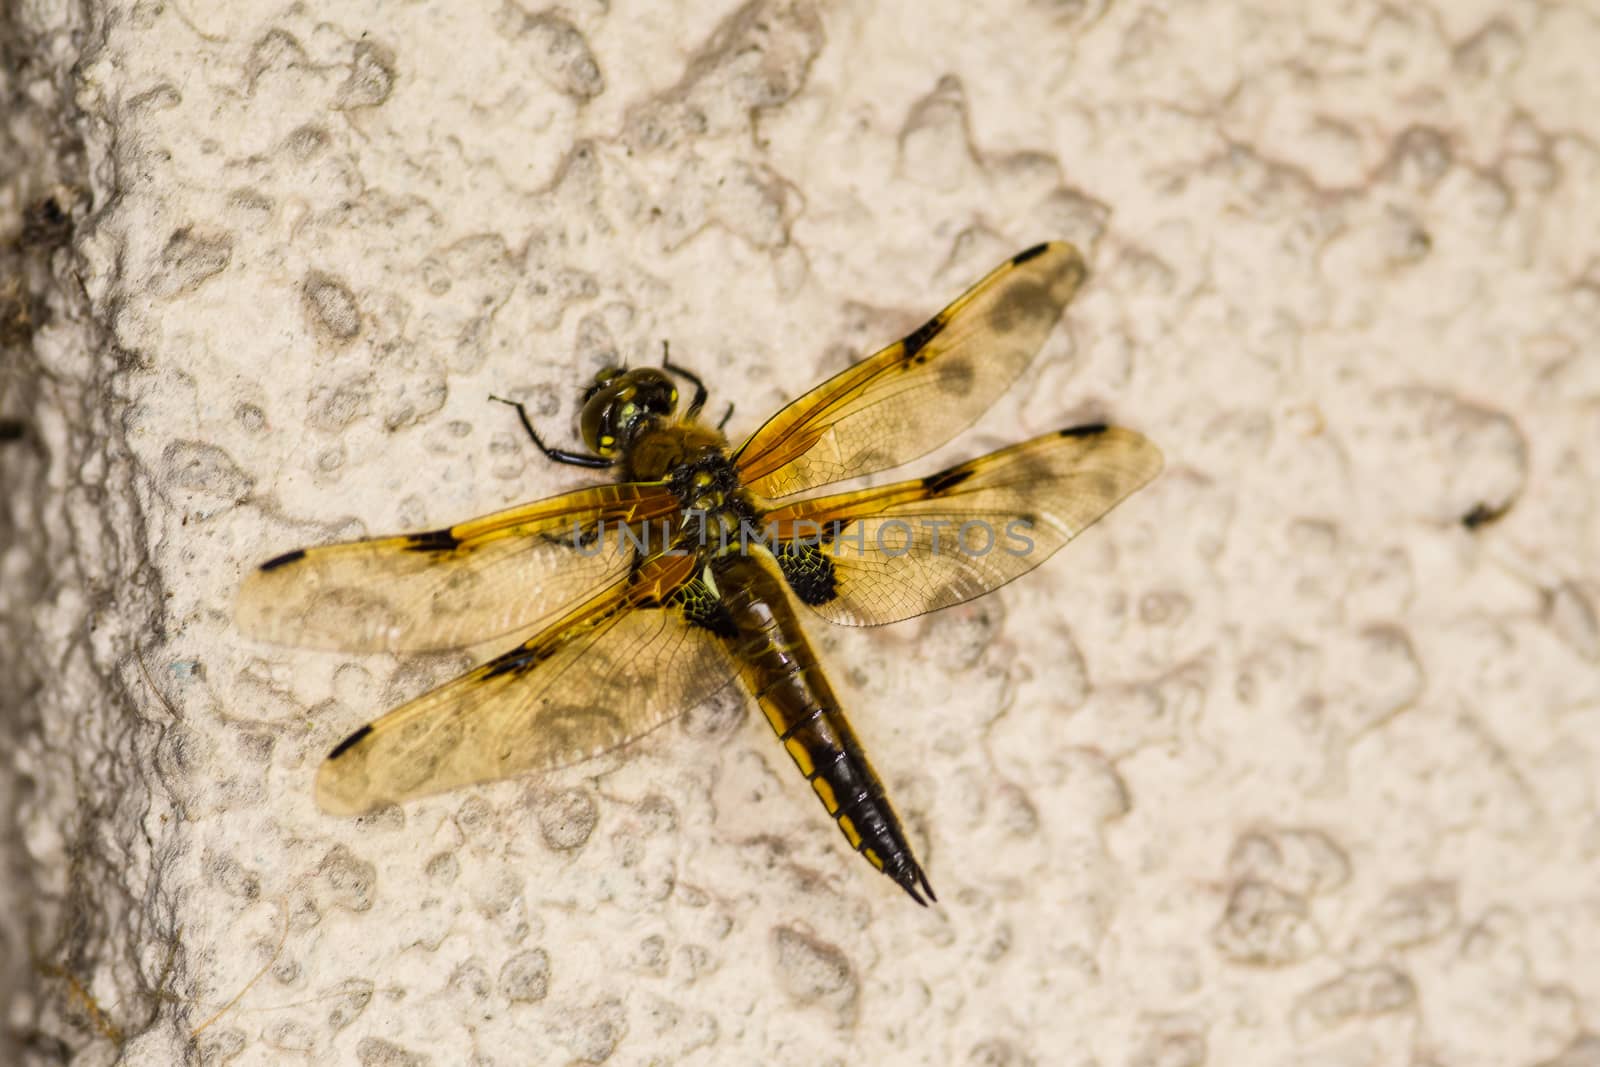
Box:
[1060,423,1109,438]
[260,548,307,572]
[900,314,946,362]
[405,528,462,553]
[921,465,975,494]
[327,723,374,760]
[1012,242,1051,265]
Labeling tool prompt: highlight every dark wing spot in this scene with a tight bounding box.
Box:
[900,314,946,364]
[260,548,307,571]
[405,528,462,553]
[691,603,737,637]
[1011,243,1050,265]
[671,577,737,637]
[556,521,604,549]
[921,465,975,494]
[986,281,1048,335]
[775,542,838,606]
[327,723,374,760]
[482,654,527,680]
[481,639,560,679]
[935,355,976,394]
[1060,423,1108,438]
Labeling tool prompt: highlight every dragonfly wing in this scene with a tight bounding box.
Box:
[314,549,742,814]
[237,483,680,653]
[761,425,1162,626]
[734,242,1088,498]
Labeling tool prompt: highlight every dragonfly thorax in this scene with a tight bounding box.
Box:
[664,447,760,549]
[685,470,725,511]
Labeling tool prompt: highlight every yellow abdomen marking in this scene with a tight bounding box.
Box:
[759,701,787,734]
[783,737,816,778]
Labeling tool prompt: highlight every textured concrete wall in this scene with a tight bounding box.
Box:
[4,1,1599,1065]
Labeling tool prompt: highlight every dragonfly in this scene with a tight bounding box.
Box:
[237,242,1163,905]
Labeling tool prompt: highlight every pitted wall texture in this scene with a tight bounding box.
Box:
[3,2,1598,1065]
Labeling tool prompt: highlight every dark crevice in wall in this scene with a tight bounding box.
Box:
[3,5,182,1064]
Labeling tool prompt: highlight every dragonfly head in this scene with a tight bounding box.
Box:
[579,367,679,459]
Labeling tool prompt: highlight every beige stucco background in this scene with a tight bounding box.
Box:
[3,1,1598,1064]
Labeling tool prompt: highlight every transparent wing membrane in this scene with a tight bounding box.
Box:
[237,483,678,653]
[735,242,1088,498]
[313,551,740,814]
[762,425,1162,626]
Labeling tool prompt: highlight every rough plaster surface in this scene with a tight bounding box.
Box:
[3,0,1599,1064]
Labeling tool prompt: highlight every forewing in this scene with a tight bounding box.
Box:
[734,242,1088,498]
[761,425,1162,626]
[237,482,681,653]
[314,550,741,814]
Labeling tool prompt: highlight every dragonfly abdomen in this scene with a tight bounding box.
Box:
[710,553,935,905]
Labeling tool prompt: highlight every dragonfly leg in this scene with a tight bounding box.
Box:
[489,394,612,469]
[660,341,709,418]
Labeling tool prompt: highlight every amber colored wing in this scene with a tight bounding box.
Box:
[237,482,681,654]
[733,242,1089,499]
[759,425,1162,626]
[314,549,740,814]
